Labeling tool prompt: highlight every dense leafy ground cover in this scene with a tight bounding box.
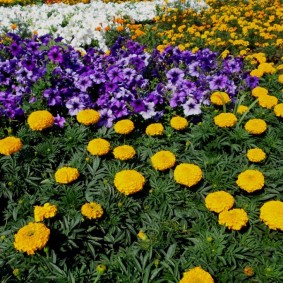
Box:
[1,0,283,282]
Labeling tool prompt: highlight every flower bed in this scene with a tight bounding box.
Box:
[1,0,283,281]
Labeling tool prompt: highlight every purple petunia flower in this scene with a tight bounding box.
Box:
[183,98,202,116]
[54,114,66,128]
[48,47,64,64]
[66,97,85,116]
[131,99,146,113]
[209,75,229,90]
[166,68,185,85]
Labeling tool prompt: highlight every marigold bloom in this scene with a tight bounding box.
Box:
[180,266,214,283]
[114,169,145,195]
[0,136,23,155]
[236,169,264,193]
[251,87,268,98]
[34,203,57,222]
[81,202,104,220]
[151,150,176,171]
[244,119,267,135]
[76,109,100,125]
[274,103,283,117]
[278,74,283,84]
[244,266,254,277]
[218,208,248,230]
[214,113,237,128]
[205,191,234,213]
[210,91,230,106]
[170,116,188,130]
[250,69,263,78]
[55,167,80,184]
[260,200,283,230]
[27,110,54,131]
[14,222,50,255]
[258,63,276,74]
[114,119,134,134]
[246,148,266,162]
[113,145,136,160]
[258,95,278,109]
[87,138,110,156]
[137,231,148,241]
[237,105,248,114]
[145,123,164,136]
[174,163,202,187]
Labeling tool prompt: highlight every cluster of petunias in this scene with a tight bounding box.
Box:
[0,34,256,127]
[14,222,50,255]
[0,0,191,50]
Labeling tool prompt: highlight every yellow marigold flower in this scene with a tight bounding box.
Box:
[236,169,264,193]
[55,167,80,184]
[34,203,57,222]
[27,110,54,131]
[237,105,248,114]
[258,95,278,109]
[174,163,202,187]
[145,123,164,136]
[14,222,50,255]
[114,169,145,195]
[250,69,264,78]
[210,91,230,106]
[114,119,134,135]
[251,86,268,98]
[258,63,276,74]
[113,145,136,160]
[260,200,283,230]
[218,208,248,230]
[274,103,283,117]
[246,148,266,162]
[0,136,23,155]
[214,113,237,128]
[278,74,283,84]
[180,266,214,283]
[205,191,234,213]
[87,138,110,156]
[170,116,188,130]
[137,231,148,241]
[243,266,254,277]
[151,150,176,171]
[81,202,104,220]
[76,109,100,125]
[244,119,267,135]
